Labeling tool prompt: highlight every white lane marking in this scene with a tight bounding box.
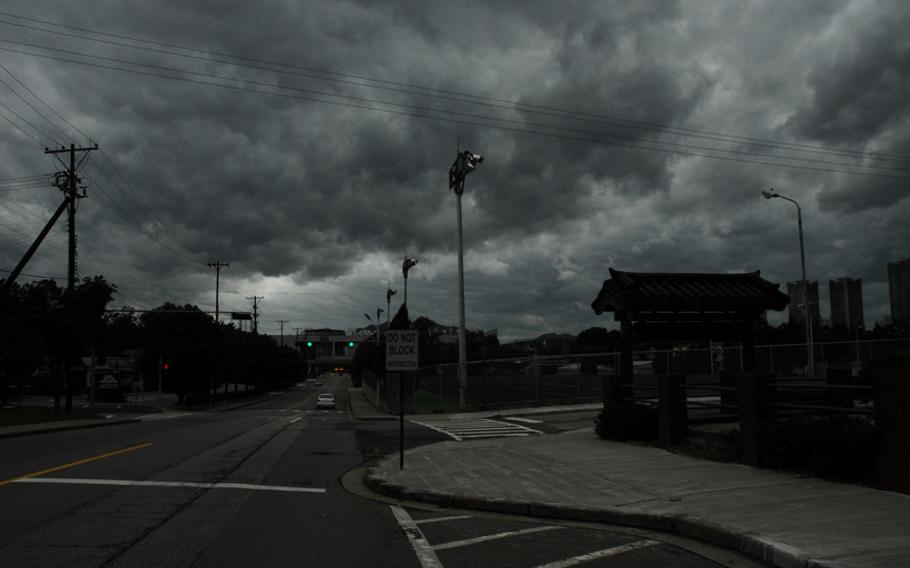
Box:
[412,514,472,525]
[411,420,465,441]
[289,417,303,424]
[432,525,562,551]
[502,416,544,424]
[531,540,660,568]
[390,506,444,568]
[14,477,325,493]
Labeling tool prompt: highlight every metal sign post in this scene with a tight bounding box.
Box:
[387,330,418,470]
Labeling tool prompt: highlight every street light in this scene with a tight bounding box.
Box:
[449,149,484,409]
[762,187,815,377]
[402,256,418,305]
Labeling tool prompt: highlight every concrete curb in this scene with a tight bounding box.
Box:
[364,459,827,568]
[0,418,142,440]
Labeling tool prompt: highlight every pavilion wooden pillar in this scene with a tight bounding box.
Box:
[741,315,757,373]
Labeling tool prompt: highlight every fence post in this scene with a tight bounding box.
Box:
[658,373,687,447]
[826,366,853,409]
[875,368,910,494]
[739,373,771,467]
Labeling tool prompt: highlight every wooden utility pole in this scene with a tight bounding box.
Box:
[45,144,97,293]
[276,319,289,347]
[247,296,263,334]
[44,143,97,413]
[207,261,229,322]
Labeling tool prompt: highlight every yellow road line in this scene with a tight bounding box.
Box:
[284,394,317,412]
[0,442,153,487]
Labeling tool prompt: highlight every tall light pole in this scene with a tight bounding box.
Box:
[449,149,484,408]
[762,188,815,377]
[364,313,375,344]
[402,257,418,305]
[386,287,397,329]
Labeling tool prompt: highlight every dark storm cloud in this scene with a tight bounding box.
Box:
[788,5,910,145]
[1,1,909,337]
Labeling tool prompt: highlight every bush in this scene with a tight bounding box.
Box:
[760,415,877,484]
[595,402,658,442]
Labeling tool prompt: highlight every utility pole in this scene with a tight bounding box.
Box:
[294,327,303,351]
[276,319,289,347]
[247,296,263,334]
[207,261,229,323]
[45,144,97,293]
[44,143,97,413]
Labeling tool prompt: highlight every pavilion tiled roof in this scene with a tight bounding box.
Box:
[591,268,790,316]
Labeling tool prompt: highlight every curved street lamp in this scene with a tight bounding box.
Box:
[402,256,418,305]
[762,188,815,377]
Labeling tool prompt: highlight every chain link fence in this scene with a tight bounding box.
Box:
[389,338,910,414]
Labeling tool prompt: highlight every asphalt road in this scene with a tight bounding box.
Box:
[0,377,761,567]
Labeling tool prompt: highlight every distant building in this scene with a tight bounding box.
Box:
[888,259,910,325]
[829,277,864,330]
[787,280,821,329]
[297,328,360,375]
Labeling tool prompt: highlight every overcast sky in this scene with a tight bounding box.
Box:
[0,1,908,340]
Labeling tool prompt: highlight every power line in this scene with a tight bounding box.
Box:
[0,63,72,143]
[0,60,93,143]
[0,94,59,145]
[2,10,907,164]
[0,266,63,280]
[0,103,45,146]
[0,58,210,267]
[2,40,907,180]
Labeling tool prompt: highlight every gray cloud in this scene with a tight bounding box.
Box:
[0,1,908,337]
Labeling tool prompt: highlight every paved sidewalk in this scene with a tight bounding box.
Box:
[0,416,141,439]
[366,428,910,568]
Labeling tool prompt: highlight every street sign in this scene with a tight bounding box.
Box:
[386,330,418,371]
[231,312,252,321]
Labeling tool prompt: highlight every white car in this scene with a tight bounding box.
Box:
[315,393,336,410]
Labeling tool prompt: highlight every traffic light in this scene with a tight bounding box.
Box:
[306,341,313,347]
[348,341,355,348]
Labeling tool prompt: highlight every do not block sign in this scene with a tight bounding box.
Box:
[386,330,418,371]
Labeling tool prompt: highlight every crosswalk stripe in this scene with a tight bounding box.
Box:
[530,540,660,568]
[411,419,544,441]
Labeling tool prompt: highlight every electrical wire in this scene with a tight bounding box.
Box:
[1,11,907,164]
[0,38,908,179]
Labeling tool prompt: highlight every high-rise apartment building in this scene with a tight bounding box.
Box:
[829,277,864,330]
[787,280,821,329]
[888,259,910,325]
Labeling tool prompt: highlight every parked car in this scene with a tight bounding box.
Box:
[315,393,336,409]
